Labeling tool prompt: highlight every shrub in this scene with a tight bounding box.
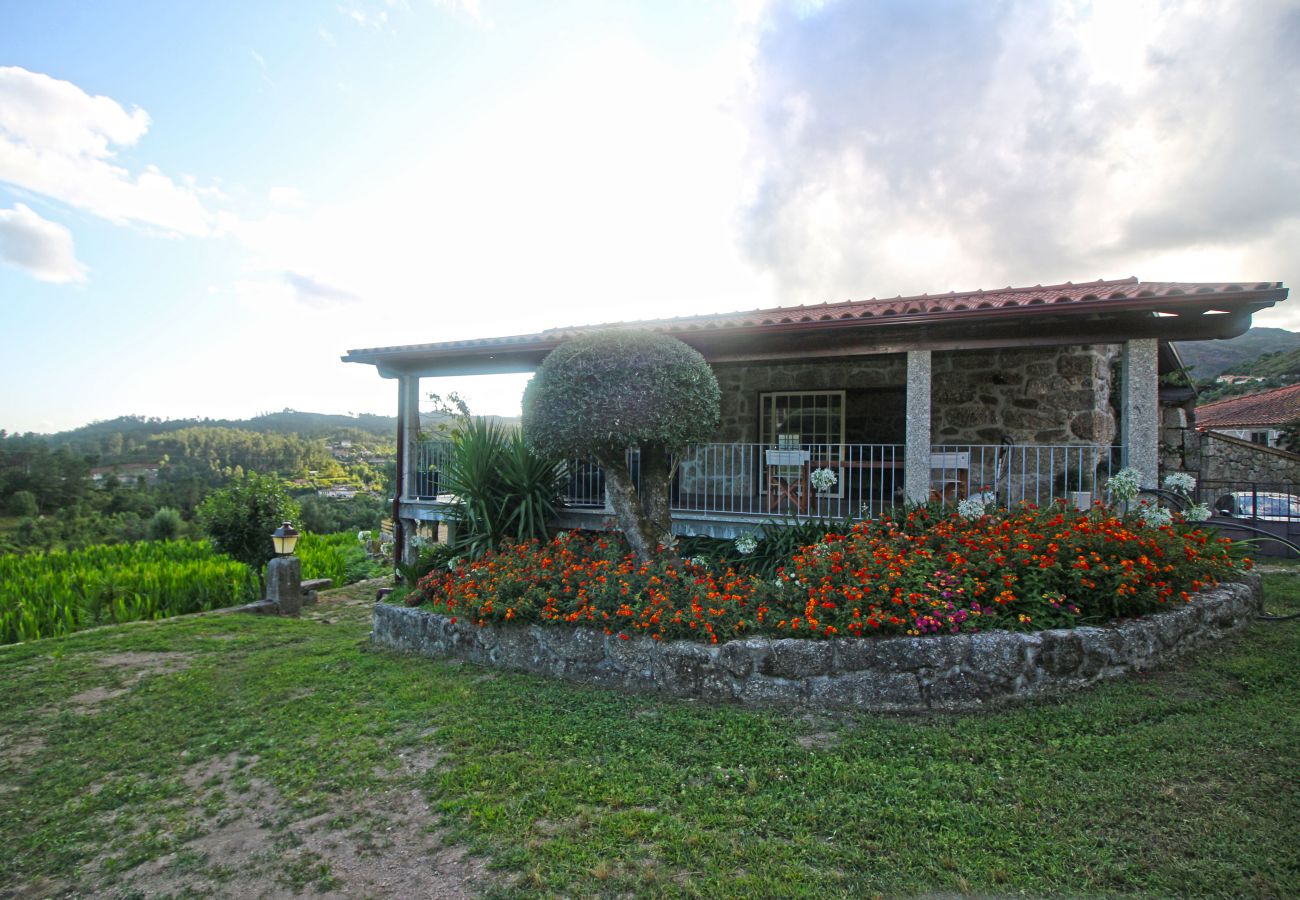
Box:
[6,490,37,518]
[196,473,300,575]
[146,507,184,541]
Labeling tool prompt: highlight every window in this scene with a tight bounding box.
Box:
[759,391,846,497]
[759,390,846,449]
[1251,431,1270,445]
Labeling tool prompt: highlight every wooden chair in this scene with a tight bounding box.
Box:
[930,451,971,503]
[765,447,811,513]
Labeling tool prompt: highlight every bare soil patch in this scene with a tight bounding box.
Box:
[105,743,488,899]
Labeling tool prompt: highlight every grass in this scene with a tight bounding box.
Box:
[0,573,1297,897]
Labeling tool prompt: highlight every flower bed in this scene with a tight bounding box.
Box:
[411,504,1246,644]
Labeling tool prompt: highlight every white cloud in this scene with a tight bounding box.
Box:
[0,66,215,236]
[738,0,1300,303]
[0,203,87,283]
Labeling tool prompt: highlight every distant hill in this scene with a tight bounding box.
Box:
[1222,347,1300,378]
[1175,327,1300,380]
[44,410,398,444]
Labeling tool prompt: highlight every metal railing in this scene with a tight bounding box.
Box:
[410,440,1118,520]
[412,441,454,500]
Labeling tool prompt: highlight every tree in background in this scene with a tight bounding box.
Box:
[523,330,720,562]
[146,507,184,541]
[197,473,300,576]
[6,490,37,518]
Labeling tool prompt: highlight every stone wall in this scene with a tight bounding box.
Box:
[708,345,1118,447]
[1188,431,1300,485]
[686,346,1119,501]
[371,577,1259,712]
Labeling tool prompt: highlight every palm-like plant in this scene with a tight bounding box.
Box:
[443,418,564,558]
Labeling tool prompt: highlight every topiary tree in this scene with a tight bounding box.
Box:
[523,329,721,562]
[197,473,300,578]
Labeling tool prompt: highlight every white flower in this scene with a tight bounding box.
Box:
[1187,503,1212,522]
[734,533,759,555]
[687,556,708,568]
[809,467,838,492]
[1109,467,1143,503]
[957,497,987,520]
[1163,472,1197,496]
[1139,504,1173,527]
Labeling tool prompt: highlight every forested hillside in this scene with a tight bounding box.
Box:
[1175,328,1300,380]
[0,411,398,554]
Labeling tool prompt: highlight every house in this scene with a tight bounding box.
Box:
[342,277,1288,558]
[1195,383,1300,449]
[89,462,162,486]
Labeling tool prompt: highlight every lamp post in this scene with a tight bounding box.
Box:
[271,521,300,556]
[266,521,303,614]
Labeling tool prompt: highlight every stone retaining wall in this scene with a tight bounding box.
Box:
[370,577,1260,712]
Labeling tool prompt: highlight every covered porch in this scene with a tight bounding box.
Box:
[407,438,1117,538]
[342,278,1288,557]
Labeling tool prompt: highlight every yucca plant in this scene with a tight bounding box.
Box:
[443,417,564,559]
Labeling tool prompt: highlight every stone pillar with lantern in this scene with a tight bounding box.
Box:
[265,521,303,615]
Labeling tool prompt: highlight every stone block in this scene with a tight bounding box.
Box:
[1153,605,1197,649]
[656,641,716,694]
[606,634,657,680]
[737,675,803,706]
[543,626,606,663]
[1057,353,1096,378]
[808,671,921,709]
[837,635,967,673]
[924,670,994,708]
[967,632,1033,681]
[1037,630,1084,677]
[761,638,831,678]
[719,637,768,677]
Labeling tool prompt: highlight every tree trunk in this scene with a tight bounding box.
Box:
[637,443,677,557]
[597,452,660,563]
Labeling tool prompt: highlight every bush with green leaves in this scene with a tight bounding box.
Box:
[522,329,720,562]
[145,507,184,541]
[444,417,565,559]
[6,490,37,517]
[196,473,300,576]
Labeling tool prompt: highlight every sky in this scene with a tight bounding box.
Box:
[1,0,1298,433]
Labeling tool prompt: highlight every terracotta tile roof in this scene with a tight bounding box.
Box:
[343,277,1287,362]
[542,277,1280,337]
[1196,383,1300,428]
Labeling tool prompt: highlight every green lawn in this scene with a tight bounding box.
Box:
[1,574,1297,897]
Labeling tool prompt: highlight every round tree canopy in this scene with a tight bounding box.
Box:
[523,329,721,459]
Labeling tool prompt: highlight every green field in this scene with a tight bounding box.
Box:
[1,534,385,645]
[0,541,258,644]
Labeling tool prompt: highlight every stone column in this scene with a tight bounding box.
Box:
[904,350,932,503]
[1120,339,1160,489]
[265,556,302,615]
[395,374,421,564]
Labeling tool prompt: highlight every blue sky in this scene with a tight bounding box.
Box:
[2,0,1298,432]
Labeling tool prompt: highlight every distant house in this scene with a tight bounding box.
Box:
[342,277,1288,558]
[1215,374,1267,384]
[1196,383,1300,448]
[90,463,161,486]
